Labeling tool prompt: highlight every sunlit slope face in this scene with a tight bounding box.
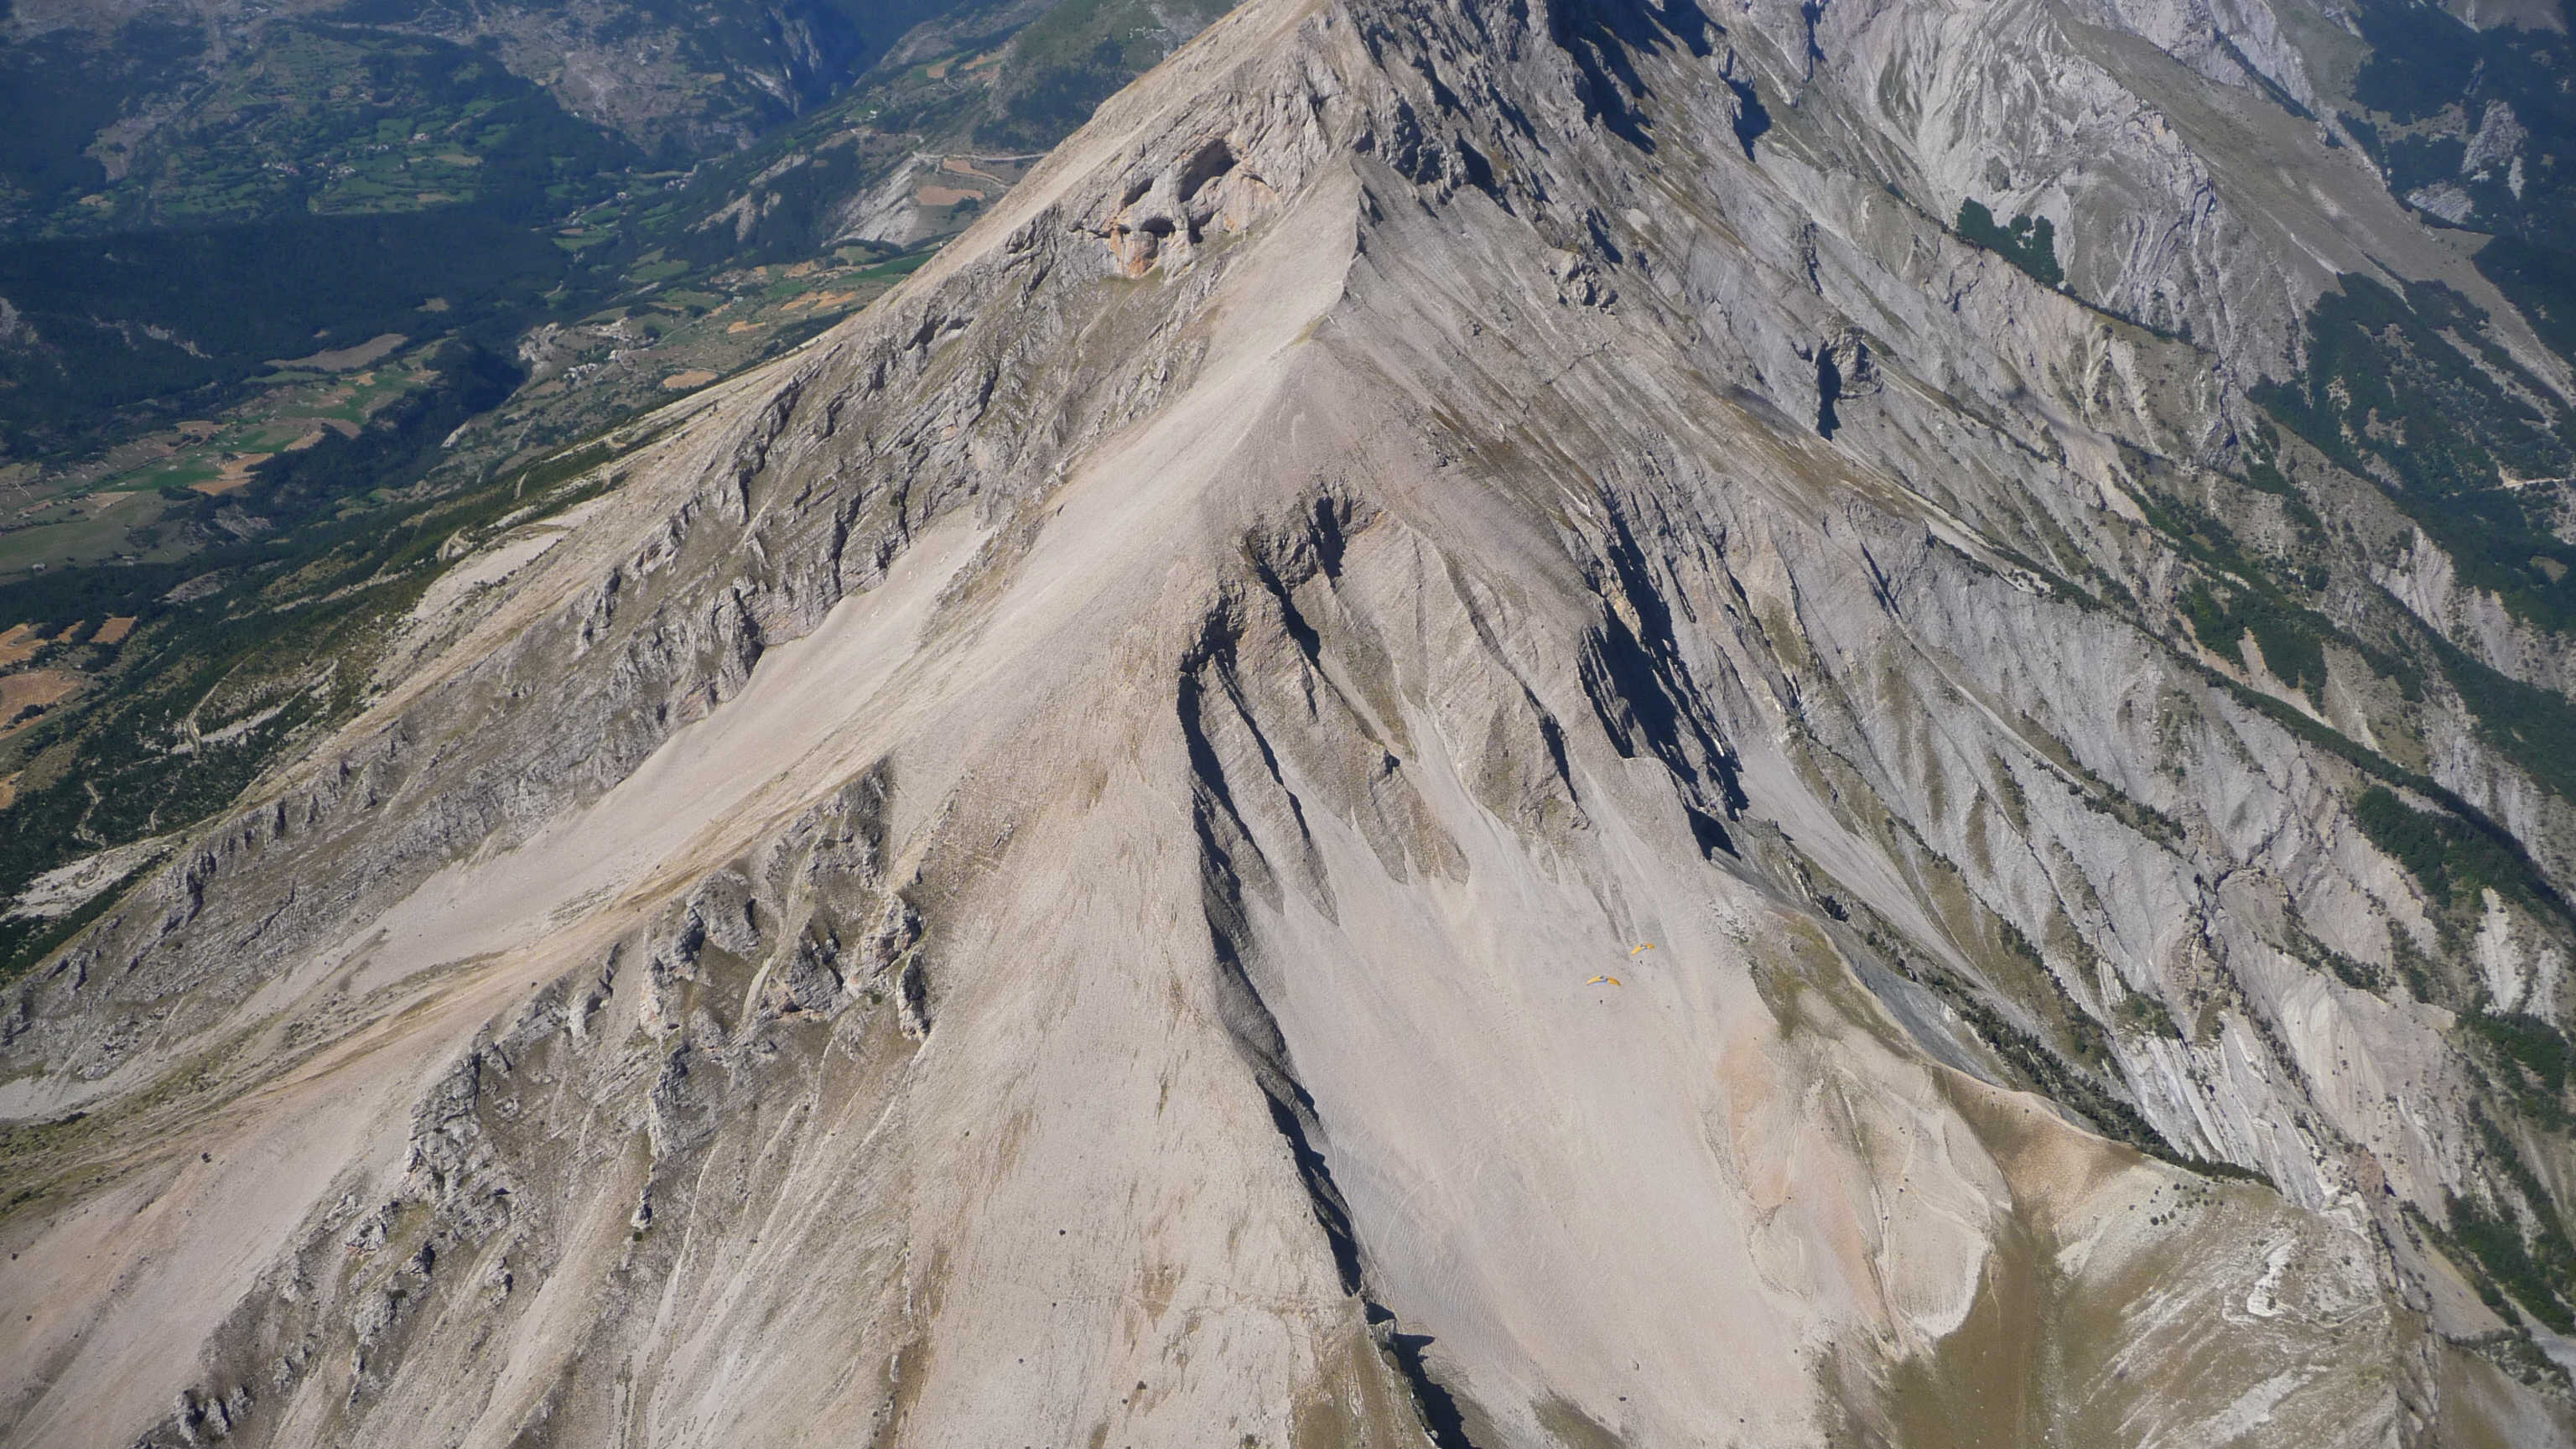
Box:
[3,0,2576,1445]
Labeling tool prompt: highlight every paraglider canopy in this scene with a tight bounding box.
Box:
[1584,974,1622,987]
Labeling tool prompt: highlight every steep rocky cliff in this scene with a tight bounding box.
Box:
[6,0,2576,1444]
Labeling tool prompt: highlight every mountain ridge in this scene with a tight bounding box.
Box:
[4,0,2576,1442]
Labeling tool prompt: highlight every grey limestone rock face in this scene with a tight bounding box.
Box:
[4,0,2576,1444]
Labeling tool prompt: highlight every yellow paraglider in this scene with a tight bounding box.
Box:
[1628,943,1656,956]
[1584,974,1622,987]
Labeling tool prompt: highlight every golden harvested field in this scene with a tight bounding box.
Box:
[267,331,408,371]
[190,452,274,495]
[939,153,1008,184]
[783,290,861,312]
[0,624,40,666]
[92,616,137,646]
[0,668,77,733]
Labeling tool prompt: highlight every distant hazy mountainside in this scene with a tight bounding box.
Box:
[7,0,2576,1446]
[5,0,946,176]
[0,0,1232,456]
[0,0,1241,236]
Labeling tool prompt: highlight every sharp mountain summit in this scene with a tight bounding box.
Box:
[8,0,2576,1444]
